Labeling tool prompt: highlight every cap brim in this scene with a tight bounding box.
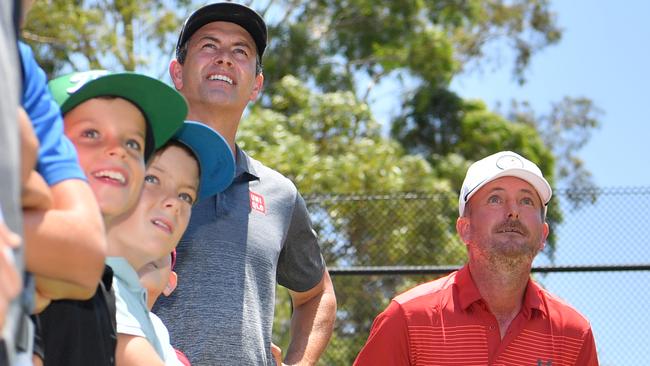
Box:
[59,73,187,153]
[174,121,235,199]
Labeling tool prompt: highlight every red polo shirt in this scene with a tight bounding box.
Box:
[354,266,598,366]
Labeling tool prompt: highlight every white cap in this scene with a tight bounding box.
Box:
[458,151,552,216]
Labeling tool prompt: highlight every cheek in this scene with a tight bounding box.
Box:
[129,161,146,188]
[178,209,192,234]
[74,148,95,175]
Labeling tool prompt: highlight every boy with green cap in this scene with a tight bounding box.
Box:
[36,70,187,366]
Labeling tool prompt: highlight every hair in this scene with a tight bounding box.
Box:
[176,41,263,75]
[150,140,202,201]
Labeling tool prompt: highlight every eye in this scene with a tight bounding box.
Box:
[521,197,535,206]
[178,192,195,205]
[81,129,100,139]
[126,139,142,152]
[233,47,248,57]
[487,195,502,204]
[201,42,217,50]
[144,174,159,185]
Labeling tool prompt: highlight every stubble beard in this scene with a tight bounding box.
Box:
[473,222,541,272]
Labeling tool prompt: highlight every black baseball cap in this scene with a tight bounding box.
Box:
[176,2,267,60]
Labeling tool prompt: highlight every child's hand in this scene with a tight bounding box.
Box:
[22,171,53,211]
[0,222,22,328]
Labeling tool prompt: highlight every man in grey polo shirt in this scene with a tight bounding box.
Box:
[154,3,337,365]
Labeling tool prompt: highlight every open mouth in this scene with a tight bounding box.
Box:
[497,227,524,235]
[151,218,172,234]
[207,73,234,85]
[92,170,126,185]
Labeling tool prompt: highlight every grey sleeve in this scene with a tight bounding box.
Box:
[276,192,326,292]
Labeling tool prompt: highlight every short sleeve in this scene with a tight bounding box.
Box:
[19,42,85,186]
[354,300,412,366]
[113,281,146,338]
[276,191,325,292]
[575,327,599,366]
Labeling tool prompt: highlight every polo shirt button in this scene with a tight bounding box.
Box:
[489,325,495,330]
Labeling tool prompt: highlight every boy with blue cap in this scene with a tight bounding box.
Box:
[107,121,234,364]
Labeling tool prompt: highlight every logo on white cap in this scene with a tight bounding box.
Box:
[496,154,524,170]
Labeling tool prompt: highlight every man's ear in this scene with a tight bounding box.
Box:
[163,271,178,297]
[456,217,471,245]
[169,59,183,91]
[539,222,550,251]
[249,73,264,101]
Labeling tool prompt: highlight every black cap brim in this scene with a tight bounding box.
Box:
[176,2,267,60]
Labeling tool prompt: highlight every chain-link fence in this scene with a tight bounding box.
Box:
[273,186,650,366]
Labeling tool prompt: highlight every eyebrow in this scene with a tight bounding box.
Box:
[198,36,253,49]
[487,187,536,197]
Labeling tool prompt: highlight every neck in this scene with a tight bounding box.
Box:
[186,104,241,156]
[106,232,148,271]
[468,259,531,321]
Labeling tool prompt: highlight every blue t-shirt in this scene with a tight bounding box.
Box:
[19,41,85,185]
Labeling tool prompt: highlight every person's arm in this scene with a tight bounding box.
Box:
[19,106,38,185]
[24,178,106,297]
[116,334,166,366]
[22,170,52,211]
[283,269,337,366]
[33,274,99,311]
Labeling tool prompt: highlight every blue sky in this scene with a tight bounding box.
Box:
[450,0,650,188]
[448,2,650,364]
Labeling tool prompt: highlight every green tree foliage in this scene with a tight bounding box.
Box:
[23,0,194,77]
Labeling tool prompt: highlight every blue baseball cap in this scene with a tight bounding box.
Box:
[173,121,235,199]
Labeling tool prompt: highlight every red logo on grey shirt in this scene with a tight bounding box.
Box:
[249,191,266,214]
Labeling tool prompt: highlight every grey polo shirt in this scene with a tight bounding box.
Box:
[154,147,326,365]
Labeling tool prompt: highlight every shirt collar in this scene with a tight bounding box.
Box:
[105,257,141,291]
[455,265,484,311]
[522,278,548,318]
[234,145,259,183]
[455,264,548,318]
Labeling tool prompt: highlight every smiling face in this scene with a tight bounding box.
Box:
[107,144,199,268]
[63,97,147,224]
[457,176,549,266]
[170,21,264,115]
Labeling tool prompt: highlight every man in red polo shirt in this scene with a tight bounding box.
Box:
[354,151,599,366]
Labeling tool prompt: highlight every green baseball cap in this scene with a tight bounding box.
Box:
[48,70,188,162]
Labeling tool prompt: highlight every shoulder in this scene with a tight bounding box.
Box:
[538,285,593,333]
[394,271,457,307]
[247,153,297,193]
[242,151,299,207]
